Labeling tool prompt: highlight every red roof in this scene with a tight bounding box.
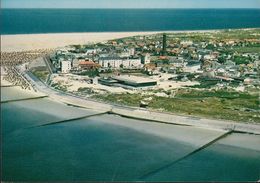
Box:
[79,61,96,66]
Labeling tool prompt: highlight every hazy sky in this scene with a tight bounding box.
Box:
[2,0,260,9]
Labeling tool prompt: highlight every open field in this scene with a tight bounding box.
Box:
[168,29,260,41]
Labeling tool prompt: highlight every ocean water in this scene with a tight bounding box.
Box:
[2,86,260,181]
[144,134,260,182]
[2,9,260,35]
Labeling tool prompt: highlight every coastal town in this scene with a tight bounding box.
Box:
[1,3,260,181]
[1,29,260,123]
[48,29,260,90]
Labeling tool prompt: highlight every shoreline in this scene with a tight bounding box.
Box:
[2,27,259,36]
[0,29,221,37]
[1,65,260,135]
[16,70,260,135]
[2,28,259,52]
[1,28,260,134]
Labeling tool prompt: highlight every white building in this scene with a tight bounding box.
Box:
[180,40,193,46]
[119,52,131,58]
[61,60,72,73]
[119,48,135,58]
[72,59,80,68]
[99,57,142,68]
[85,49,97,55]
[204,54,216,60]
[142,53,151,64]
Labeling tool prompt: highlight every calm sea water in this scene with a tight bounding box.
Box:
[2,9,260,34]
[2,87,260,181]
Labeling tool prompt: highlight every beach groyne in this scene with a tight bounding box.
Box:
[1,96,48,104]
[139,129,233,180]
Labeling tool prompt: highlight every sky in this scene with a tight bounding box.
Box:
[2,0,260,9]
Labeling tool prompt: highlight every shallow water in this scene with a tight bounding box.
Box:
[144,134,260,182]
[3,118,195,181]
[2,87,260,181]
[2,98,100,136]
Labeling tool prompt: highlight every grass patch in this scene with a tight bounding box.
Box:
[92,89,260,123]
[51,83,68,92]
[77,87,96,95]
[31,69,49,82]
[232,46,260,54]
[191,79,219,89]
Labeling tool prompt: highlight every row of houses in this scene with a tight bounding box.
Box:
[59,54,151,73]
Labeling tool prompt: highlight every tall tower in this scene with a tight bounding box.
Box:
[162,33,167,56]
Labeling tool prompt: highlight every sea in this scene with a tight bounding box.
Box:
[1,86,260,181]
[2,9,260,34]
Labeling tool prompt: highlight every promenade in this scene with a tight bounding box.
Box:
[18,65,260,135]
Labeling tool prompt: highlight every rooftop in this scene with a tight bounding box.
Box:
[112,75,157,84]
[79,61,96,65]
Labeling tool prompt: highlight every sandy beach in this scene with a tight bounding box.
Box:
[1,32,160,52]
[0,30,222,52]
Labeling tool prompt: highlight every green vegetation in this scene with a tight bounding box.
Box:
[232,46,260,54]
[167,29,260,43]
[191,80,219,89]
[168,33,212,43]
[79,69,99,78]
[31,69,49,82]
[51,83,68,92]
[77,87,96,95]
[93,89,260,123]
[214,29,260,40]
[233,55,251,65]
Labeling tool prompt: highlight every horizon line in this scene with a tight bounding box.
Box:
[2,7,260,9]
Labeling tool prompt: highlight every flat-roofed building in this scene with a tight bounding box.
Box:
[112,75,157,88]
[98,56,142,69]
